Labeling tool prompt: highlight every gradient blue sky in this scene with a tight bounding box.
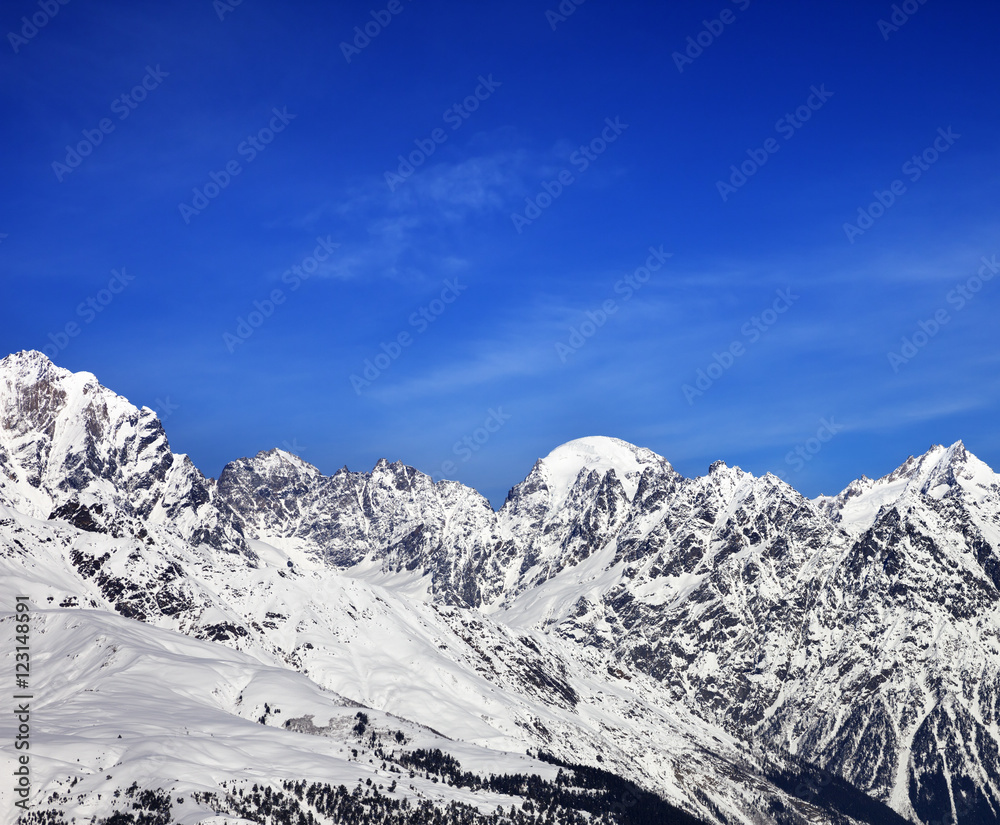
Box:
[3,0,999,506]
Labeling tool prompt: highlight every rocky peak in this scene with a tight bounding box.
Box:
[817,441,997,535]
[0,351,250,557]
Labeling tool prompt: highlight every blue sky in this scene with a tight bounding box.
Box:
[3,0,999,506]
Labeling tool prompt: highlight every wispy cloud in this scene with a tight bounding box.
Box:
[398,153,526,216]
[368,341,549,403]
[283,148,527,284]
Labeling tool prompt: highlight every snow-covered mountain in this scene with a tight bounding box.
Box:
[0,350,251,559]
[2,351,997,825]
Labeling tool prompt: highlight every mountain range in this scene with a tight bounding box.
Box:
[1,349,998,825]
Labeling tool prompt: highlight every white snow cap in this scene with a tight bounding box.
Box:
[538,436,671,506]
